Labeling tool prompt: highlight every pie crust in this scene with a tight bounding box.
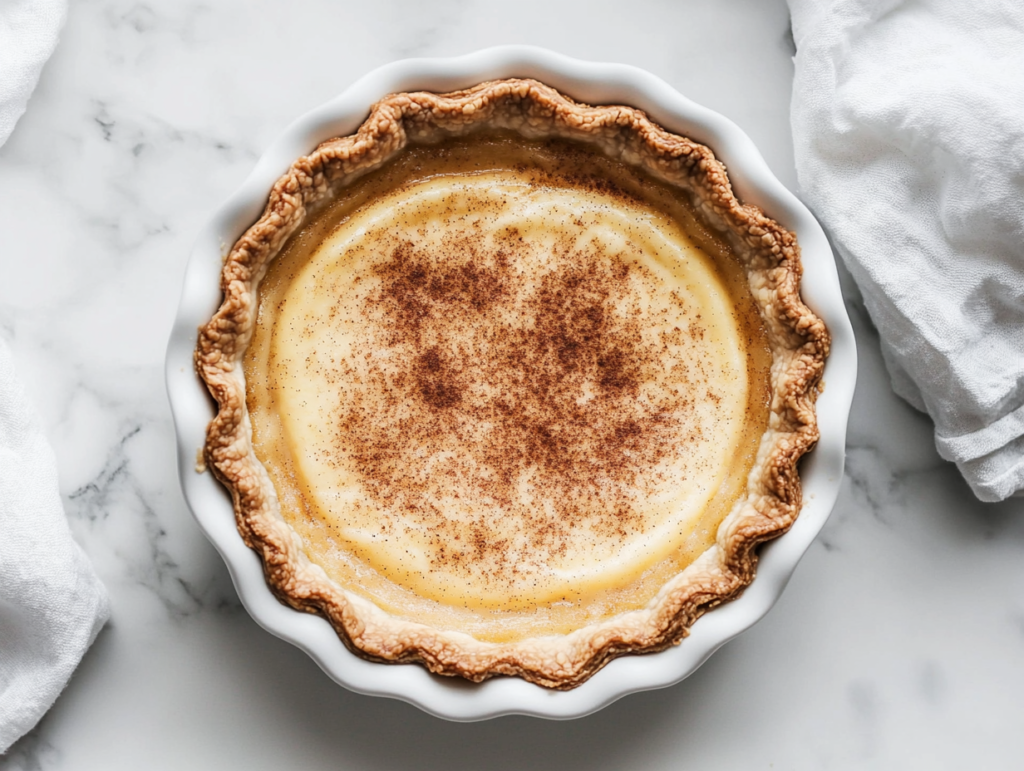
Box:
[195,79,829,689]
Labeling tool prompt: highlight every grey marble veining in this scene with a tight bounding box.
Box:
[2,0,1023,769]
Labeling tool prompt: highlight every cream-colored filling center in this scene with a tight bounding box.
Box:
[246,136,769,641]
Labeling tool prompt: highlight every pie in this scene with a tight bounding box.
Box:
[195,79,829,689]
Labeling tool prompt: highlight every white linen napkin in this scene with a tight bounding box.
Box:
[1,0,110,753]
[0,0,66,146]
[0,339,109,754]
[787,0,1024,502]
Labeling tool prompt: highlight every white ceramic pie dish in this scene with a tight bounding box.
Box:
[166,45,856,721]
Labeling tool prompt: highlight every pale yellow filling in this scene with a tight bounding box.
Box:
[245,136,769,641]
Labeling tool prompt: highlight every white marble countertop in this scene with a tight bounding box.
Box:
[3,1,1023,768]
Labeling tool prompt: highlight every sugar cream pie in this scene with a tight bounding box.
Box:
[196,79,829,689]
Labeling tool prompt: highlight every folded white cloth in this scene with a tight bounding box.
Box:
[0,0,66,146]
[0,339,109,753]
[1,0,108,752]
[788,0,1024,501]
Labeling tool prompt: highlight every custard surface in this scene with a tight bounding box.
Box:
[244,136,770,641]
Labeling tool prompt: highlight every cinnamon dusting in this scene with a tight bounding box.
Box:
[332,233,691,581]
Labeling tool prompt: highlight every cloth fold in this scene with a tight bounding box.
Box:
[0,0,67,147]
[0,338,110,753]
[788,0,1024,501]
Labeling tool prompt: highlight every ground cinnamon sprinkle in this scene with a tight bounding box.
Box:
[331,222,696,582]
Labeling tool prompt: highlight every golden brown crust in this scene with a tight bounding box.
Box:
[195,79,829,689]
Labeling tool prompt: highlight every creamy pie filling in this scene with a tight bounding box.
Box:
[244,136,770,642]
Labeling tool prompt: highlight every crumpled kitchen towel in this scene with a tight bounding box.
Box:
[0,339,109,754]
[787,0,1024,502]
[1,0,109,753]
[0,0,66,146]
